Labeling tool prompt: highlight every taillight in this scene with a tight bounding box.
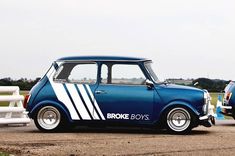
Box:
[23,94,31,108]
[225,92,232,101]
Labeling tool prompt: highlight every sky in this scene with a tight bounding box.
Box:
[0,0,235,80]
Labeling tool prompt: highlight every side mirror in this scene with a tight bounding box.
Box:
[146,79,154,89]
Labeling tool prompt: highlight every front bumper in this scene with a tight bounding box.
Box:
[199,98,215,127]
[220,105,233,116]
[199,114,215,127]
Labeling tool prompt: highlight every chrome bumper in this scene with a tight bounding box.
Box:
[199,97,215,127]
[199,115,215,127]
[220,105,233,116]
[199,104,215,120]
[220,105,232,110]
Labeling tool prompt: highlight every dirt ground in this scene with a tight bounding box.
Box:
[0,120,235,156]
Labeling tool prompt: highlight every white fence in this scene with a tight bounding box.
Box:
[0,86,30,125]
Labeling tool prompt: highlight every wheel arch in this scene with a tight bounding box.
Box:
[29,100,72,122]
[159,101,200,123]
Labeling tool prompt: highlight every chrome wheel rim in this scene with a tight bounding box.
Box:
[167,108,191,132]
[37,106,61,130]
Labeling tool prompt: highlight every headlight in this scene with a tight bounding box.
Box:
[203,90,211,114]
[204,91,210,105]
[202,104,207,114]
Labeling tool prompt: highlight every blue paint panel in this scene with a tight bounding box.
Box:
[155,84,205,115]
[95,84,155,123]
[222,81,235,117]
[27,79,72,121]
[227,82,235,106]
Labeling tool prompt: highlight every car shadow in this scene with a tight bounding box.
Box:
[71,127,168,135]
[189,129,211,135]
[215,123,235,127]
[31,126,211,135]
[215,120,235,127]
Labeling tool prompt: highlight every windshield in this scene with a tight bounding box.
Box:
[144,62,161,83]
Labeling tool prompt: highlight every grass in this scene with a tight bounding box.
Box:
[0,152,10,156]
[0,91,29,107]
[210,92,221,107]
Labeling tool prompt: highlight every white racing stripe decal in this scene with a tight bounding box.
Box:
[85,84,106,120]
[56,62,63,67]
[47,66,105,121]
[47,66,56,78]
[66,84,91,120]
[77,84,100,120]
[47,67,80,120]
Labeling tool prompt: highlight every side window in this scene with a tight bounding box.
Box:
[54,63,97,84]
[101,64,146,85]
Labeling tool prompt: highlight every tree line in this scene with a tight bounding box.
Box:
[192,78,230,92]
[0,77,40,91]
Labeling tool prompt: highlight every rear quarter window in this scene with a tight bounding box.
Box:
[54,63,98,84]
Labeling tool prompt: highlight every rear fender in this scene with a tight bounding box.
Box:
[29,100,72,122]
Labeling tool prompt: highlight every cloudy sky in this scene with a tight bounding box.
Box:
[0,0,235,80]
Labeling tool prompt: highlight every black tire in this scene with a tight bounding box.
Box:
[165,107,195,134]
[34,106,66,132]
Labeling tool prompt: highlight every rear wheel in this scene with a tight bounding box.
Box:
[34,106,65,132]
[165,107,193,134]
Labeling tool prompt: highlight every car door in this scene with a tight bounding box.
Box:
[94,63,155,123]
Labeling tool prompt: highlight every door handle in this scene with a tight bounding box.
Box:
[95,90,107,94]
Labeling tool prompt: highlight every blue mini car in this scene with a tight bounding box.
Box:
[221,81,235,118]
[24,56,215,134]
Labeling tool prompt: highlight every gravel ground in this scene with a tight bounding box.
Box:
[0,120,235,156]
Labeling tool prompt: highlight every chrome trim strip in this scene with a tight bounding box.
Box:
[56,60,151,63]
[220,105,232,110]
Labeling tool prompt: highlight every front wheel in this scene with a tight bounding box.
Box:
[34,106,64,132]
[166,107,194,134]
